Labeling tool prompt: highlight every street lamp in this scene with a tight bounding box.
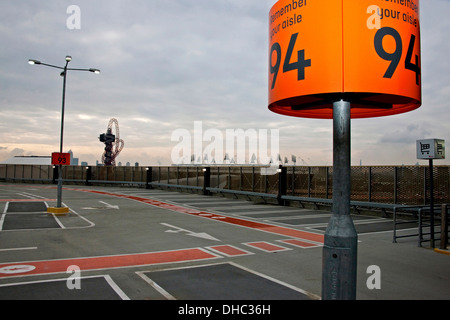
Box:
[28,56,100,214]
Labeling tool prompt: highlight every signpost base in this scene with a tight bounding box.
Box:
[47,206,70,216]
[322,100,358,300]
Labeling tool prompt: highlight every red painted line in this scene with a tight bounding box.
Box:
[0,248,218,278]
[62,187,325,244]
[280,239,321,248]
[245,241,290,252]
[197,214,325,243]
[207,245,251,257]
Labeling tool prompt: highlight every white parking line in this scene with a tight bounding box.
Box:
[0,274,130,300]
[0,247,37,252]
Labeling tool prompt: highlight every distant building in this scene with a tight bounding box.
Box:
[1,150,83,166]
[0,156,51,165]
[67,150,79,166]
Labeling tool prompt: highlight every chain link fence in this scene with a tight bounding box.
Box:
[0,164,449,205]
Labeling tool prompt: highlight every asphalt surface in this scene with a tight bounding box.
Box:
[0,182,448,302]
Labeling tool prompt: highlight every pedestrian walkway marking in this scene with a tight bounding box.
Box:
[0,240,315,279]
[206,245,252,257]
[0,248,219,278]
[279,239,322,248]
[244,241,291,253]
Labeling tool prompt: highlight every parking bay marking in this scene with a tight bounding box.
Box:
[61,187,325,244]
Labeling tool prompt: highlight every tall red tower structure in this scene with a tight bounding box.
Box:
[99,118,124,166]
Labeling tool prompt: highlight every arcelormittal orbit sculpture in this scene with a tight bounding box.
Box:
[99,118,124,166]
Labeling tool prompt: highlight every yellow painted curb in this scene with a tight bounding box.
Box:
[434,248,450,256]
[47,207,70,216]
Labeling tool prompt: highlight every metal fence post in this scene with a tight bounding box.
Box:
[146,167,153,189]
[291,166,296,195]
[326,166,329,199]
[429,159,435,248]
[423,166,427,205]
[278,164,287,205]
[186,167,189,186]
[85,166,92,186]
[441,204,448,249]
[203,167,211,196]
[252,166,255,192]
[217,167,220,188]
[394,167,398,204]
[196,167,199,187]
[308,167,311,197]
[52,166,58,184]
[167,167,170,184]
[239,167,243,191]
[158,166,161,183]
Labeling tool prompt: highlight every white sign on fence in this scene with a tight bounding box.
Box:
[417,139,445,160]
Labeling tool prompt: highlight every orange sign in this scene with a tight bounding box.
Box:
[51,152,71,166]
[268,0,421,119]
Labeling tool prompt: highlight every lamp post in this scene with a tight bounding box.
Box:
[28,56,100,212]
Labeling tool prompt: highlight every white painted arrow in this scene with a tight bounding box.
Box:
[81,201,119,210]
[99,201,120,210]
[161,223,220,241]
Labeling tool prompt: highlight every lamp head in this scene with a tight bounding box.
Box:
[28,59,41,65]
[89,68,101,74]
[65,56,72,62]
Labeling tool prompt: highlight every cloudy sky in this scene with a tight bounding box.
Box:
[0,0,449,166]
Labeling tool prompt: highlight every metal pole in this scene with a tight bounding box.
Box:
[146,167,153,189]
[56,62,69,208]
[322,100,358,300]
[441,204,448,250]
[278,164,287,205]
[203,167,211,196]
[29,57,98,210]
[429,159,435,248]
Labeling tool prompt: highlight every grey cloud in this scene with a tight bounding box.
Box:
[380,123,432,144]
[1,0,450,166]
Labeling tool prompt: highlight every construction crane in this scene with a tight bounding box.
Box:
[99,118,124,166]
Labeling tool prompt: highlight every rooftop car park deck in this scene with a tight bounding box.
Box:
[0,183,448,302]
